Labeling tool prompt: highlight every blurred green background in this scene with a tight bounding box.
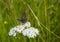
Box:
[0,0,60,42]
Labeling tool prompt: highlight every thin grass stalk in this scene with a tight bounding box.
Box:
[43,0,49,42]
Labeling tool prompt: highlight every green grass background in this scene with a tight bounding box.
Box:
[0,0,60,42]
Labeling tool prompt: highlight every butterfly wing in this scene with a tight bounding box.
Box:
[21,12,27,23]
[17,12,27,23]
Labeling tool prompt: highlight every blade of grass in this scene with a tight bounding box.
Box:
[44,0,50,42]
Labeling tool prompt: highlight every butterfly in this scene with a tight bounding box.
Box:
[17,12,27,23]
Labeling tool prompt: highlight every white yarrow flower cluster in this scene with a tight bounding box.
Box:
[8,21,39,38]
[8,25,25,36]
[22,27,39,38]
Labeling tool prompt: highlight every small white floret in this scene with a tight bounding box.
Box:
[24,22,31,28]
[8,28,17,36]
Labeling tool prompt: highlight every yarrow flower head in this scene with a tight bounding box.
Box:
[22,27,39,38]
[8,21,39,38]
[8,25,25,36]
